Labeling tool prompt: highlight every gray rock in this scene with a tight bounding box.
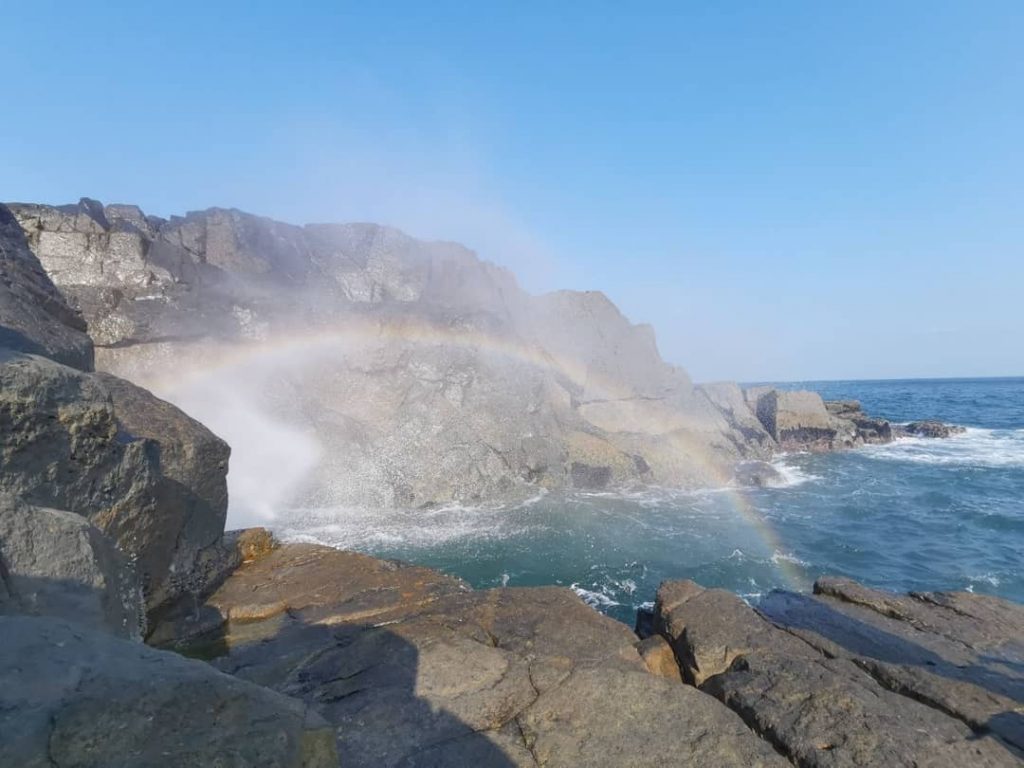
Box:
[152,543,788,767]
[654,579,1023,766]
[753,389,837,451]
[0,614,337,768]
[733,460,785,487]
[758,577,1024,753]
[0,494,142,639]
[0,350,229,614]
[0,204,93,369]
[9,199,780,508]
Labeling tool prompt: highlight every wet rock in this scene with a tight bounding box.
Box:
[153,543,789,767]
[825,399,894,443]
[733,460,785,487]
[0,494,142,639]
[897,420,968,438]
[0,350,229,614]
[0,615,337,768]
[654,579,1023,765]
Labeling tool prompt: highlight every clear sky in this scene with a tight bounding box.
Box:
[3,2,1022,381]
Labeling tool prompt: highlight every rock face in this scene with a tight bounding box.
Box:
[0,350,229,613]
[0,494,142,639]
[0,204,231,616]
[8,198,781,508]
[0,615,337,768]
[152,541,787,767]
[0,204,93,369]
[654,578,1024,766]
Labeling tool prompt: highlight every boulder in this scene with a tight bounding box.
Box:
[0,494,142,639]
[0,204,93,369]
[825,399,894,443]
[654,579,1023,765]
[152,543,788,767]
[0,350,229,614]
[753,389,837,451]
[732,460,785,488]
[0,615,337,768]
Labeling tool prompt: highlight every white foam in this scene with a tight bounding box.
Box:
[861,428,1024,468]
[968,572,1002,587]
[767,460,821,488]
[277,502,537,550]
[570,583,621,608]
[771,549,809,567]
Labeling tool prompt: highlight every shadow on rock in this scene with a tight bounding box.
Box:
[189,612,522,767]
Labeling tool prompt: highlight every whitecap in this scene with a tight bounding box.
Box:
[570,583,621,608]
[771,550,809,567]
[862,428,1024,469]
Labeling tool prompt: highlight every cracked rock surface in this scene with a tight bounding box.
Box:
[153,542,787,767]
[655,578,1024,766]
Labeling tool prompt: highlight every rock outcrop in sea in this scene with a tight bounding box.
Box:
[4,198,954,510]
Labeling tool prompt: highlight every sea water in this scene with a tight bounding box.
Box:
[280,377,1024,624]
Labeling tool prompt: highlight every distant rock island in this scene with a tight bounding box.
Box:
[6,198,935,510]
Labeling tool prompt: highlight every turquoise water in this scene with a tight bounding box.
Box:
[282,377,1024,624]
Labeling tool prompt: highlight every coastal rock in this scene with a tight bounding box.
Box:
[654,579,1023,765]
[0,350,229,614]
[825,398,894,443]
[760,577,1024,753]
[0,615,337,768]
[9,199,780,507]
[0,204,93,370]
[0,494,142,639]
[897,420,968,438]
[733,460,785,487]
[152,542,787,767]
[752,389,838,451]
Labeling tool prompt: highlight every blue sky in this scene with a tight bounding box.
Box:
[3,2,1022,381]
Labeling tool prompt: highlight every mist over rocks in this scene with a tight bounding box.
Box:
[9,198,965,516]
[8,197,776,514]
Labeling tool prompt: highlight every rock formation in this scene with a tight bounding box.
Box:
[0,205,233,616]
[5,199,785,509]
[653,577,1024,765]
[0,615,337,768]
[151,540,789,767]
[0,201,338,766]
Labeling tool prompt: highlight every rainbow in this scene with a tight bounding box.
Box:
[117,316,809,590]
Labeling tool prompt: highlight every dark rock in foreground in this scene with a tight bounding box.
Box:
[0,615,337,768]
[0,350,230,615]
[654,577,1024,766]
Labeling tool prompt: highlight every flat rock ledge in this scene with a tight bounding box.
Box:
[151,537,1024,767]
[153,540,786,767]
[654,577,1024,766]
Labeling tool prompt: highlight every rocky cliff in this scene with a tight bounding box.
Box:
[7,197,935,513]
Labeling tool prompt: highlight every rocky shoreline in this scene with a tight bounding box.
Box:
[4,197,943,510]
[2,197,1019,766]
